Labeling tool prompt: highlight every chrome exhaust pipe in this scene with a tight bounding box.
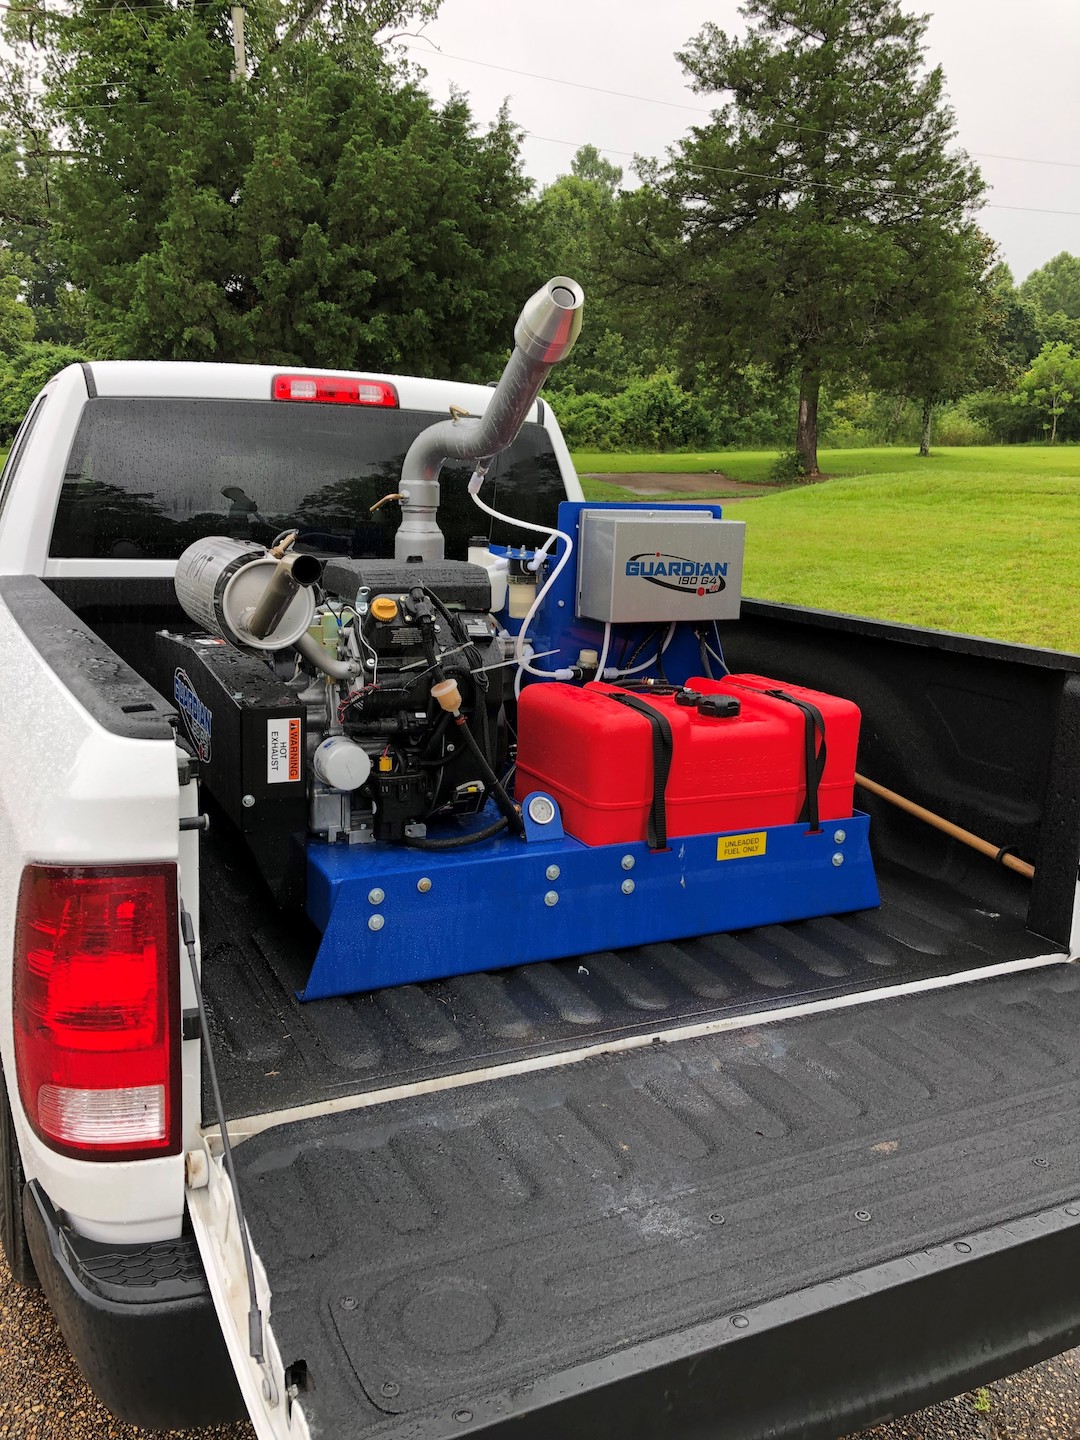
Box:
[395,276,584,563]
[246,550,323,641]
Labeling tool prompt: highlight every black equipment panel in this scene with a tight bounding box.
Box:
[154,631,307,904]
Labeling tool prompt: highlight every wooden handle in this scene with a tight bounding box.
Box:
[854,772,1035,880]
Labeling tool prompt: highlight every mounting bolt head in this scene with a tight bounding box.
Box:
[621,854,635,871]
[242,794,255,808]
[621,878,635,895]
[544,890,559,907]
[417,877,432,893]
[368,914,385,932]
[545,864,561,881]
[368,888,385,905]
[832,853,844,867]
[833,829,846,844]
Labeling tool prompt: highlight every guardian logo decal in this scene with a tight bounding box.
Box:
[626,552,728,597]
[174,668,213,763]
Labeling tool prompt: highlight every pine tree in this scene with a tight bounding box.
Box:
[617,0,986,472]
[1,0,537,374]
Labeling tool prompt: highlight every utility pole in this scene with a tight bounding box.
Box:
[230,4,247,82]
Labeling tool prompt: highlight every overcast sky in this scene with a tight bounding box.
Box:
[406,0,1080,282]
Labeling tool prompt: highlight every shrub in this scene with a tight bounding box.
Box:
[769,450,807,482]
[612,369,713,450]
[932,404,991,446]
[548,369,713,451]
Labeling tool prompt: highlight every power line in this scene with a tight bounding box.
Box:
[3,10,1078,176]
[3,19,1079,212]
[406,41,1080,175]
[523,130,1080,219]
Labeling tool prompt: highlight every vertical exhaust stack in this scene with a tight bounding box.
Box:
[395,276,584,563]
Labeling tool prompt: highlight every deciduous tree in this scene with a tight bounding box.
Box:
[1020,252,1080,323]
[1014,341,1080,445]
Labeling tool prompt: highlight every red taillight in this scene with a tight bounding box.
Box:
[13,865,180,1161]
[272,373,398,407]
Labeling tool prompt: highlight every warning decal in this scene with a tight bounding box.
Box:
[267,718,302,784]
[716,831,767,861]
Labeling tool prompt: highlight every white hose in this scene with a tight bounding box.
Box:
[602,622,676,680]
[468,472,576,683]
[595,621,612,685]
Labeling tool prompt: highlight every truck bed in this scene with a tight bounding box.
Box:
[201,814,1050,1123]
[231,959,1080,1440]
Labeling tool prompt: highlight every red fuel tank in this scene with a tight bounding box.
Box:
[515,674,861,847]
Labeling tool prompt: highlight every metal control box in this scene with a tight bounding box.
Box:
[576,508,745,622]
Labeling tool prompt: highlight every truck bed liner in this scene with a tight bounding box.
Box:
[233,962,1080,1439]
[200,817,1050,1122]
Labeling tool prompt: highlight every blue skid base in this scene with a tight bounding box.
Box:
[301,804,880,1001]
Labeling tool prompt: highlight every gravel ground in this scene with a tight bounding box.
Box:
[0,1253,253,1439]
[1,1243,1078,1440]
[850,1349,1080,1439]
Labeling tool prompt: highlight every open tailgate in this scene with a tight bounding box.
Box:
[187,958,1080,1440]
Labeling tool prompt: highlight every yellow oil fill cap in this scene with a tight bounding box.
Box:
[370,596,399,623]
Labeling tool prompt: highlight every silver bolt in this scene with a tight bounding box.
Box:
[621,854,635,871]
[368,888,385,905]
[242,794,255,808]
[366,658,376,668]
[546,864,561,881]
[622,878,636,895]
[446,743,456,754]
[832,853,844,867]
[368,914,385,931]
[833,828,847,844]
[544,890,559,907]
[417,877,432,893]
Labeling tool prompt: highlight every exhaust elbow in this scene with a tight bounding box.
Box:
[394,274,584,564]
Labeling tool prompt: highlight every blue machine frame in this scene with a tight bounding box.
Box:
[303,798,880,1000]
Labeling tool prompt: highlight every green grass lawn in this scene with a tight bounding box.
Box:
[572,446,1080,651]
[574,449,785,484]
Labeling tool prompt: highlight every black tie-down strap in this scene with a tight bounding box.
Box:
[764,689,827,831]
[605,692,673,849]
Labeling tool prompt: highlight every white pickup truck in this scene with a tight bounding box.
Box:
[2,349,1080,1440]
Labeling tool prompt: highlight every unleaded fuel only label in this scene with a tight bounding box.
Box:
[717,831,767,861]
[267,718,301,783]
